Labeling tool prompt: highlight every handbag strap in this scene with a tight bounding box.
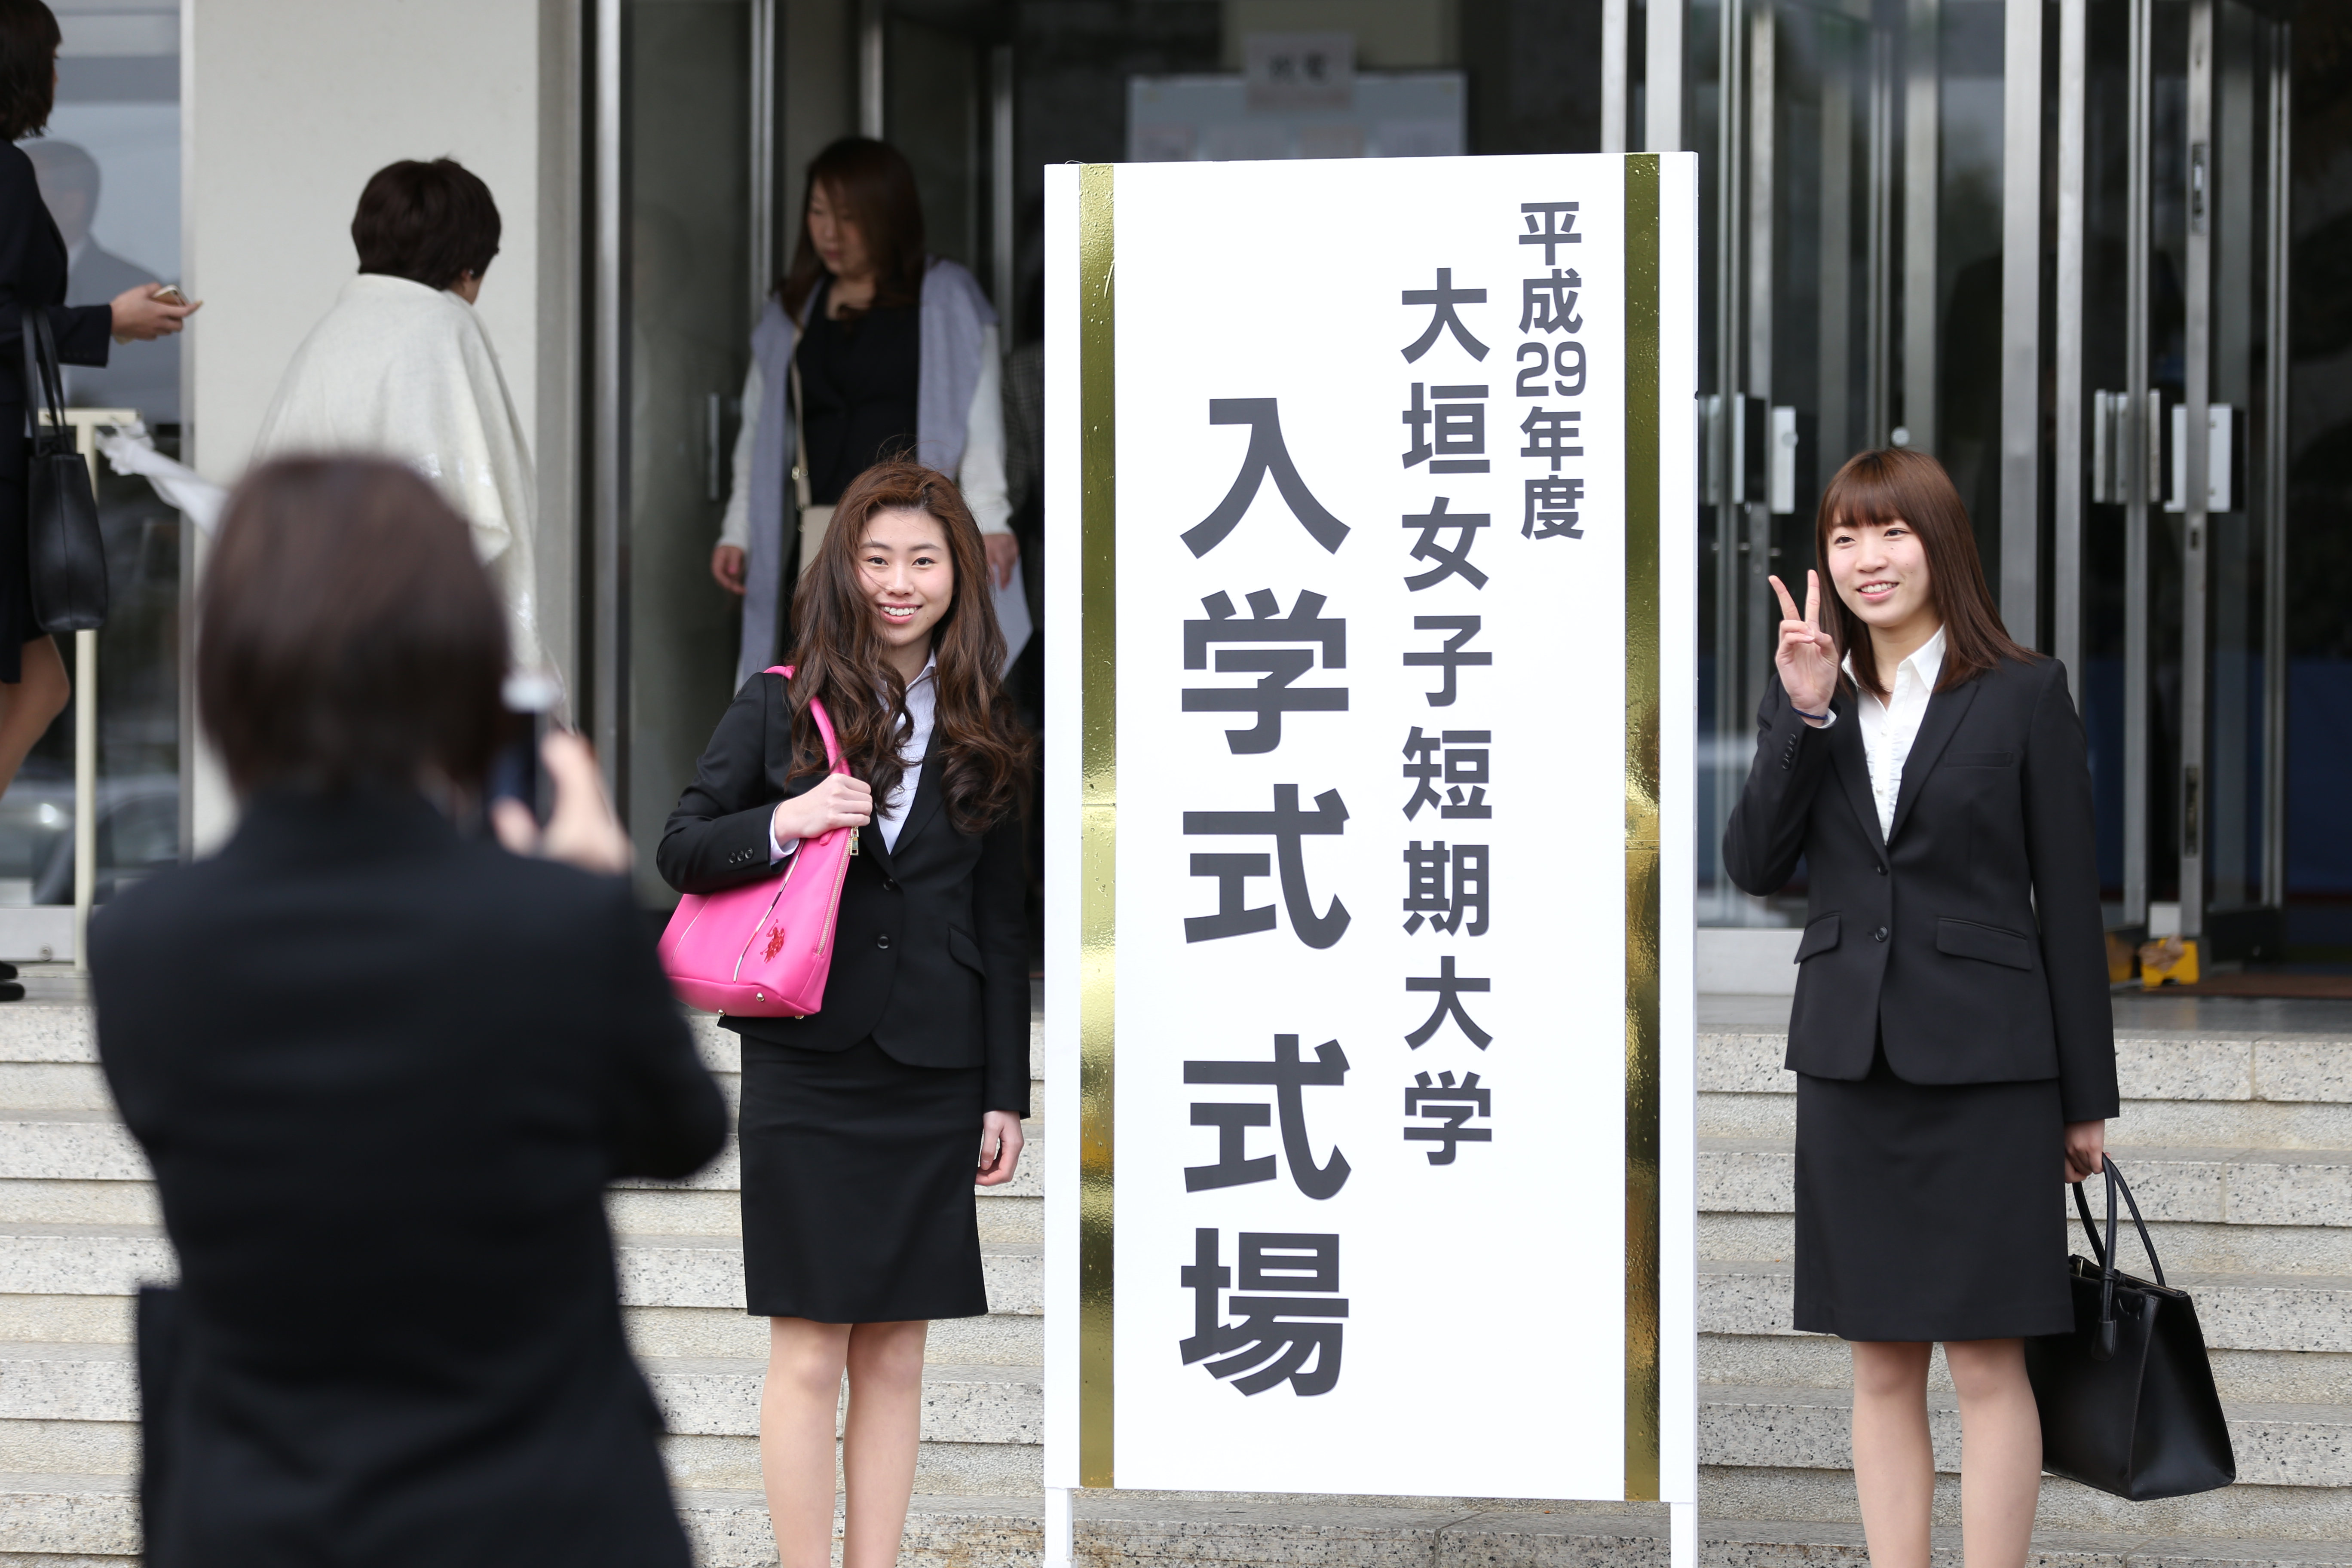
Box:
[2070,1156,2168,1361]
[20,309,67,436]
[764,665,847,777]
[787,358,813,515]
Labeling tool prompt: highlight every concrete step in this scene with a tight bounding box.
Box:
[1700,1211,2352,1277]
[0,1224,1044,1319]
[1701,1382,2350,1488]
[1701,1329,2352,1406]
[1704,1463,2352,1540]
[1703,1260,2352,1354]
[1700,1138,2352,1229]
[623,1302,1043,1367]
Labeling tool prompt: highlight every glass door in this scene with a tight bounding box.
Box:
[2064,0,2289,954]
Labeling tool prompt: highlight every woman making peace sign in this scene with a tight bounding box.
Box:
[1723,448,2117,1568]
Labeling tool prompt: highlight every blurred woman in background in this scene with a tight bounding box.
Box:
[253,158,544,673]
[93,457,724,1567]
[710,137,1015,689]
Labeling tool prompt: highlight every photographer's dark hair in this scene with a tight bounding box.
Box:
[778,137,927,321]
[200,458,509,793]
[785,459,1032,834]
[1814,447,2036,700]
[351,158,502,292]
[0,0,61,143]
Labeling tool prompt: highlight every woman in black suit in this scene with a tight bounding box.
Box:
[659,457,1031,1568]
[1724,448,2117,1568]
[91,458,727,1567]
[0,1,193,832]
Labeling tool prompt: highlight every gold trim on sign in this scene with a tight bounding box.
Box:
[1621,152,1664,1504]
[1077,162,1118,1491]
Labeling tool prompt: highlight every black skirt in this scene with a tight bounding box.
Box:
[1793,1044,2073,1341]
[737,1035,988,1323]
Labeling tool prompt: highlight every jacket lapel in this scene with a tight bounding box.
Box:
[888,747,947,858]
[1827,689,1890,861]
[1885,675,1982,845]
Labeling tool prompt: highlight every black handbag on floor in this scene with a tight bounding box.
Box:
[2022,1156,2235,1500]
[19,309,109,634]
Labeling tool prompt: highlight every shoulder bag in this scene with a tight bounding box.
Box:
[19,310,109,634]
[789,358,830,580]
[2023,1155,2236,1500]
[656,667,857,1017]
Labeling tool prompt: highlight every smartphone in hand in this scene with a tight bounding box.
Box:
[487,672,561,826]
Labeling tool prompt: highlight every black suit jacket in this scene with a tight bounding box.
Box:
[91,790,726,1568]
[0,143,111,478]
[1722,654,2119,1122]
[657,670,1031,1117]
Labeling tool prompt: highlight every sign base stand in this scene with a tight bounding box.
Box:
[1045,1485,1073,1568]
[1672,1500,1697,1568]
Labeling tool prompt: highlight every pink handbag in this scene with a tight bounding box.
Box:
[657,667,858,1017]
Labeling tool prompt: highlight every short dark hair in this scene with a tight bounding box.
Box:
[0,0,61,143]
[200,458,510,794]
[350,158,502,292]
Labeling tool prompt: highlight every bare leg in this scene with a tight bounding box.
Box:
[0,638,69,801]
[841,1319,928,1568]
[1850,1339,1935,1568]
[760,1317,852,1568]
[1945,1338,2040,1568]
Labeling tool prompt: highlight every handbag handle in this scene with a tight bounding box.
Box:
[766,665,847,776]
[2070,1155,2166,1361]
[20,309,69,436]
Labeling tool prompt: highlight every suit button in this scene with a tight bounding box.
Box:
[1874,863,1886,876]
[884,877,900,891]
[876,933,891,950]
[1873,925,1889,942]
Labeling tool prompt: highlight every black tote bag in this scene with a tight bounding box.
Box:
[2023,1156,2236,1500]
[18,310,110,634]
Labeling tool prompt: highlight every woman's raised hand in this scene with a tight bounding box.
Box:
[109,285,198,342]
[1769,570,1840,718]
[770,773,873,844]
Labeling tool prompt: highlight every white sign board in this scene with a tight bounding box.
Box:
[1044,153,1698,1504]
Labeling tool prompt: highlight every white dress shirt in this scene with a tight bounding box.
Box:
[1818,626,1946,841]
[769,657,937,861]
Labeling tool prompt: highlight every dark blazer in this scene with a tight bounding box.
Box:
[1722,653,2119,1123]
[0,143,112,478]
[91,789,726,1568]
[657,669,1031,1117]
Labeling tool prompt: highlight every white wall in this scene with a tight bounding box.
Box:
[182,0,573,848]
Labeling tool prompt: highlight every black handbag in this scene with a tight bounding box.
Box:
[18,309,109,634]
[2023,1156,2236,1500]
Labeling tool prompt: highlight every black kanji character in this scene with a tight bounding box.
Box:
[1184,786,1351,949]
[1519,406,1583,472]
[1184,399,1351,558]
[1400,842,1488,936]
[1181,1229,1348,1397]
[1520,201,1582,265]
[1182,589,1348,754]
[1405,955,1492,1048]
[1402,616,1492,707]
[1404,1070,1494,1165]
[1524,476,1586,540]
[1400,269,1490,363]
[1185,1033,1351,1199]
[1402,498,1490,591]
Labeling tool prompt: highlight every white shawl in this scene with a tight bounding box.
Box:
[251,274,542,672]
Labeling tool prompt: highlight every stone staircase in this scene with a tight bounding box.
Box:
[7,986,2352,1565]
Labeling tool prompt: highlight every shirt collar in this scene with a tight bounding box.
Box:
[1839,625,1947,693]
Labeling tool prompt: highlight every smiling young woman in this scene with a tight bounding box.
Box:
[1723,448,2117,1568]
[657,459,1033,1568]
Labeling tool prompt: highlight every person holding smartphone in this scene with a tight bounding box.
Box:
[1722,447,2118,1568]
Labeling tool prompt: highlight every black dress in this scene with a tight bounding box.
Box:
[0,142,113,680]
[1722,656,2118,1344]
[656,670,1031,1325]
[796,280,921,505]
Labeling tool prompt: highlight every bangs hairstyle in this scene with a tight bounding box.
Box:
[0,0,60,143]
[777,137,927,321]
[1815,447,2036,700]
[784,459,1032,835]
[352,158,502,292]
[199,458,510,794]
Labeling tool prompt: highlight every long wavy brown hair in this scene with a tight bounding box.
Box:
[1814,447,2037,701]
[784,460,1032,834]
